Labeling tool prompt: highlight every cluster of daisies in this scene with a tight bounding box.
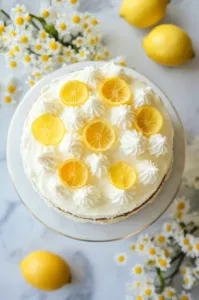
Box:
[0,0,117,105]
[115,138,199,300]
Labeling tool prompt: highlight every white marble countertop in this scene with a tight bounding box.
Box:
[0,0,199,299]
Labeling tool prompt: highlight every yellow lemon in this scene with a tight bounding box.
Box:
[59,158,89,189]
[109,161,137,190]
[31,114,66,146]
[143,24,195,66]
[120,0,170,28]
[99,77,132,106]
[135,105,163,136]
[20,251,71,291]
[60,80,89,106]
[83,119,116,152]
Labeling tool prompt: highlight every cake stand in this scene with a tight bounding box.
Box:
[7,61,186,242]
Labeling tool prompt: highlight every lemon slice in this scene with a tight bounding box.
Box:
[109,161,137,190]
[58,158,88,189]
[31,114,66,146]
[83,119,116,152]
[60,80,89,106]
[99,77,132,106]
[135,105,163,136]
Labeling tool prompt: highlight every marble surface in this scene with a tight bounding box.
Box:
[0,0,199,299]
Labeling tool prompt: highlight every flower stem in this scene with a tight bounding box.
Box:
[0,9,11,19]
[156,268,166,292]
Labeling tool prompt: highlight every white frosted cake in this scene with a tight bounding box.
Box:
[21,62,173,224]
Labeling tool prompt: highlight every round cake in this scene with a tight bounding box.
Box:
[21,62,174,224]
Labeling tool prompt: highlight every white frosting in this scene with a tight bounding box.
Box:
[73,185,101,208]
[21,62,173,221]
[82,95,105,120]
[134,87,153,109]
[111,105,134,130]
[137,160,159,185]
[61,107,84,131]
[109,188,136,206]
[148,134,168,157]
[59,132,84,158]
[120,130,146,156]
[85,153,110,178]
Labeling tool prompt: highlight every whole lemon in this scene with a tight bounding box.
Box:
[120,0,170,28]
[143,24,195,66]
[20,251,71,291]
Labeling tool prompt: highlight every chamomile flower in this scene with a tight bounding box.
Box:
[156,255,171,271]
[114,253,128,265]
[77,48,91,61]
[56,19,69,37]
[47,38,62,55]
[68,0,79,6]
[72,36,85,48]
[179,291,192,300]
[22,51,37,66]
[142,283,155,298]
[171,196,190,215]
[164,287,177,299]
[183,273,195,290]
[31,68,44,80]
[178,234,195,253]
[155,233,168,247]
[2,93,15,104]
[193,266,199,279]
[40,5,55,21]
[26,75,37,87]
[72,13,81,25]
[13,14,29,29]
[63,46,75,59]
[154,293,166,300]
[131,264,145,277]
[111,56,127,67]
[1,77,20,97]
[7,58,18,69]
[38,30,49,41]
[0,21,5,37]
[130,242,136,252]
[162,221,179,238]
[11,4,27,15]
[180,265,193,277]
[146,242,159,259]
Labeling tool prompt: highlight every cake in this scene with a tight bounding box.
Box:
[21,62,174,224]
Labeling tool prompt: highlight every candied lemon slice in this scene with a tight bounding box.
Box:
[99,77,132,106]
[134,105,163,136]
[60,80,89,106]
[83,119,116,152]
[31,114,66,146]
[58,158,88,189]
[109,161,137,190]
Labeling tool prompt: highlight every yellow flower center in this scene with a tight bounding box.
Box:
[9,31,16,37]
[70,0,77,4]
[183,238,189,245]
[77,39,83,45]
[16,16,24,25]
[26,15,32,21]
[139,244,144,251]
[89,38,95,45]
[4,95,12,103]
[86,28,92,34]
[135,267,142,274]
[166,224,172,231]
[50,41,58,50]
[96,55,102,61]
[8,50,15,57]
[0,25,5,35]
[164,249,169,258]
[29,80,35,86]
[119,61,126,66]
[181,269,187,275]
[91,19,98,25]
[16,7,23,12]
[57,56,64,63]
[176,211,183,219]
[25,56,31,62]
[8,85,16,94]
[136,296,143,300]
[149,248,156,255]
[118,255,125,262]
[40,32,47,39]
[131,245,136,251]
[83,23,89,29]
[59,23,67,30]
[185,278,189,284]
[73,15,81,23]
[136,282,141,288]
[42,10,50,18]
[35,44,42,51]
[195,243,199,251]
[42,55,49,62]
[148,260,156,265]
[188,246,193,251]
[104,51,110,57]
[79,51,85,57]
[181,296,189,300]
[167,291,174,297]
[65,51,71,57]
[145,289,152,296]
[34,72,41,78]
[158,259,167,267]
[9,61,17,68]
[158,236,166,244]
[177,202,185,210]
[158,296,165,300]
[13,45,20,52]
[20,35,28,43]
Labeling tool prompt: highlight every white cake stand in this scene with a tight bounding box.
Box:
[7,62,186,242]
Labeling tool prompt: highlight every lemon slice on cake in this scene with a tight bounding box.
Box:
[31,113,66,146]
[135,105,163,136]
[109,161,137,190]
[99,77,132,106]
[83,119,116,152]
[60,80,89,106]
[58,158,88,189]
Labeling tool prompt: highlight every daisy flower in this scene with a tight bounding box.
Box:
[77,48,91,61]
[180,265,193,277]
[1,77,21,97]
[130,242,136,252]
[63,46,75,59]
[111,55,127,67]
[72,36,85,48]
[26,75,37,87]
[164,287,177,299]
[12,14,29,29]
[171,196,190,215]
[178,234,195,253]
[16,31,32,47]
[114,253,128,265]
[145,242,159,259]
[2,94,15,105]
[0,21,5,37]
[46,38,62,55]
[154,293,166,300]
[156,255,171,271]
[11,4,27,15]
[56,19,69,37]
[131,264,145,277]
[183,273,195,290]
[7,58,18,69]
[68,0,79,6]
[21,51,37,66]
[40,5,55,21]
[154,233,168,247]
[32,39,45,54]
[179,291,192,300]
[38,30,49,41]
[71,13,82,25]
[142,283,155,298]
[162,221,179,238]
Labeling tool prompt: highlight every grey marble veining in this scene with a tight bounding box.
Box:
[0,0,199,299]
